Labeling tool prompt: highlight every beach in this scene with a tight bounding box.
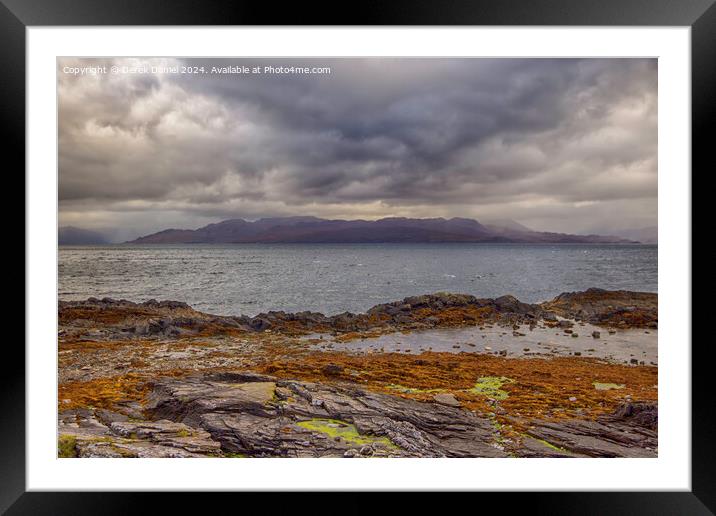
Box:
[57,288,658,458]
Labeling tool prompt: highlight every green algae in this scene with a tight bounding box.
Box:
[468,376,514,400]
[533,437,561,451]
[530,436,566,452]
[58,434,78,458]
[388,377,515,401]
[387,383,445,394]
[517,432,567,453]
[593,382,625,391]
[296,418,396,448]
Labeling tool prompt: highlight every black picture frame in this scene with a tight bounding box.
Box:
[5,0,711,513]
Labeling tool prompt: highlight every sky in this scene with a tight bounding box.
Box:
[58,57,657,242]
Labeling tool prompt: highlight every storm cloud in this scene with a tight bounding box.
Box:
[58,57,657,240]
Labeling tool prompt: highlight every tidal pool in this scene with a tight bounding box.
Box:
[305,322,657,365]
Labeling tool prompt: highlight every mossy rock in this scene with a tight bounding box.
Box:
[296,418,396,448]
[58,434,78,458]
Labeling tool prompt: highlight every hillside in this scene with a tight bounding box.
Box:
[129,217,634,244]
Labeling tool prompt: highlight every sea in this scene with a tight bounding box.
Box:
[58,243,657,317]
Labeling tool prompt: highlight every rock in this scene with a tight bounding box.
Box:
[540,289,657,329]
[516,435,578,458]
[77,439,213,458]
[517,413,657,458]
[108,420,222,455]
[494,295,535,315]
[63,290,650,340]
[321,364,344,376]
[146,379,278,426]
[141,373,506,458]
[94,409,129,426]
[63,413,222,458]
[592,331,601,339]
[611,401,658,430]
[359,445,374,456]
[58,364,658,459]
[433,393,461,407]
[250,318,272,331]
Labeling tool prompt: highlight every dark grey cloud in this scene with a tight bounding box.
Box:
[58,57,657,239]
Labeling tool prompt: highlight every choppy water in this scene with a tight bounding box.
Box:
[58,243,657,317]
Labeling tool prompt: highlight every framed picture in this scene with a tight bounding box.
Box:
[8,0,710,512]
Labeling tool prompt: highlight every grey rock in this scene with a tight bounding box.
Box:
[140,373,507,458]
[108,420,221,455]
[250,318,272,331]
[519,417,657,458]
[611,401,657,430]
[433,393,461,407]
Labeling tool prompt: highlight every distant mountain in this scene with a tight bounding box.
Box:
[484,219,533,234]
[59,226,109,245]
[129,216,635,244]
[609,227,658,244]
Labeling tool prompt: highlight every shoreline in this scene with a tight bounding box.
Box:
[58,288,658,458]
[59,287,658,335]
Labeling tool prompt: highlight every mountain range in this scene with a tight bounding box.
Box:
[127,217,636,244]
[58,226,109,245]
[609,226,657,244]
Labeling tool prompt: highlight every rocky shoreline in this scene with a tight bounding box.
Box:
[58,288,657,458]
[59,287,657,339]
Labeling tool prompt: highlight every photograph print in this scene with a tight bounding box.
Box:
[57,57,658,459]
